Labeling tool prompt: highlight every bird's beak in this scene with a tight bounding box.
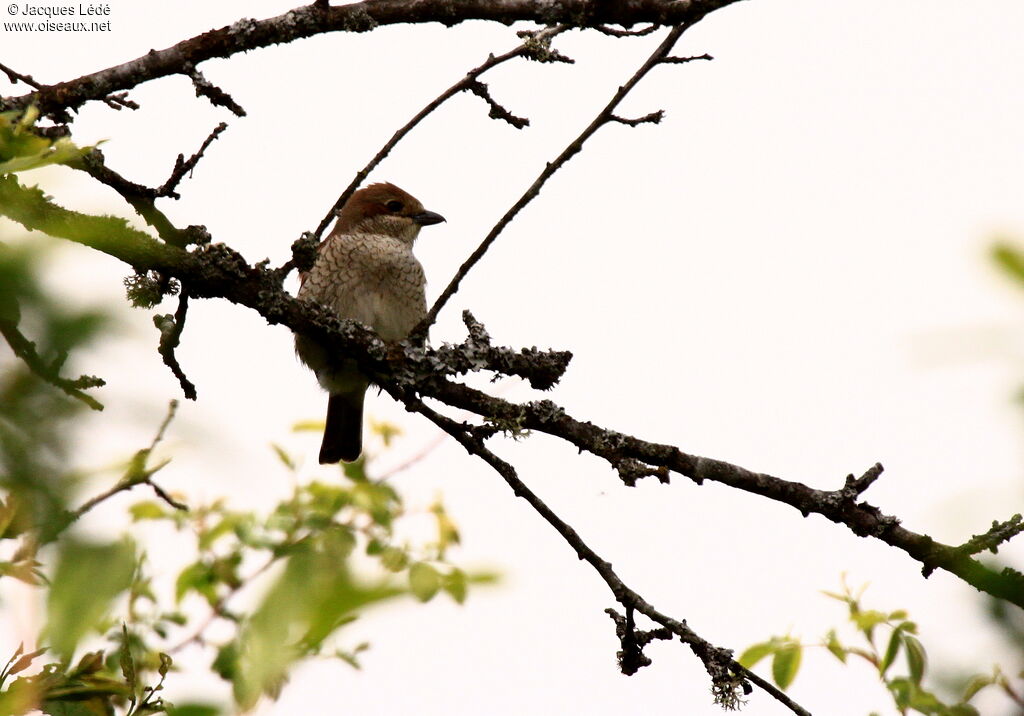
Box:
[413,210,446,226]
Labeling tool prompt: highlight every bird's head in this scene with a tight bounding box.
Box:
[334,182,445,243]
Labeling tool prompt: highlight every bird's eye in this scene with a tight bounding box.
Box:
[385,200,404,212]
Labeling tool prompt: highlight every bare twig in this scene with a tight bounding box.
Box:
[418,24,699,333]
[0,62,42,89]
[154,290,197,401]
[157,122,229,199]
[661,52,714,64]
[609,109,664,126]
[595,23,659,37]
[466,80,530,128]
[102,91,140,111]
[311,24,571,241]
[183,64,246,117]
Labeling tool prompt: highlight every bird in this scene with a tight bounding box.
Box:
[295,182,445,464]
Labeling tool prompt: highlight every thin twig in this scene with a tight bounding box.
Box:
[403,395,810,716]
[417,24,698,333]
[311,25,571,241]
[102,91,140,111]
[595,24,659,37]
[183,64,246,117]
[0,62,42,89]
[157,122,229,198]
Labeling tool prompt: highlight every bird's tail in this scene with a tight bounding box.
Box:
[320,390,364,464]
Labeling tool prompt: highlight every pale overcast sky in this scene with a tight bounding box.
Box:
[2,2,1024,714]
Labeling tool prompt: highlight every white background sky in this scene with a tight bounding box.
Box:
[2,1,1024,714]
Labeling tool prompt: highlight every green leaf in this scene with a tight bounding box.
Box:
[0,109,93,174]
[175,562,215,604]
[888,677,912,709]
[905,685,943,712]
[166,705,222,716]
[291,420,324,433]
[40,699,112,716]
[443,568,468,604]
[961,673,994,702]
[738,640,778,669]
[158,652,172,678]
[903,634,927,684]
[852,609,889,641]
[771,642,802,691]
[118,625,136,693]
[992,242,1024,286]
[270,443,296,471]
[44,539,135,661]
[824,629,847,663]
[235,541,402,709]
[880,626,903,676]
[409,562,441,603]
[128,501,166,521]
[947,705,980,716]
[379,546,408,573]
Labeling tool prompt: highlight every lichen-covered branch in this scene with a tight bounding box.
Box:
[2,0,742,119]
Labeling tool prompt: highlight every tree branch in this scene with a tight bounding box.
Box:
[2,0,742,119]
[403,395,810,715]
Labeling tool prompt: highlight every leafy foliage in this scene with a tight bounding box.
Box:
[0,247,492,714]
[740,579,1024,714]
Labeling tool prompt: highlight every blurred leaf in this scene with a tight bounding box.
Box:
[948,705,980,716]
[431,501,460,558]
[235,535,402,709]
[175,562,216,605]
[409,563,440,603]
[0,108,93,174]
[40,699,112,716]
[961,673,995,702]
[824,629,846,663]
[771,642,802,691]
[368,419,401,447]
[166,705,222,716]
[44,540,135,661]
[992,242,1024,287]
[903,634,927,684]
[270,444,295,471]
[881,626,904,676]
[7,646,46,676]
[852,609,888,641]
[128,502,166,522]
[379,546,408,573]
[290,420,324,433]
[738,640,778,669]
[118,625,136,694]
[442,568,467,605]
